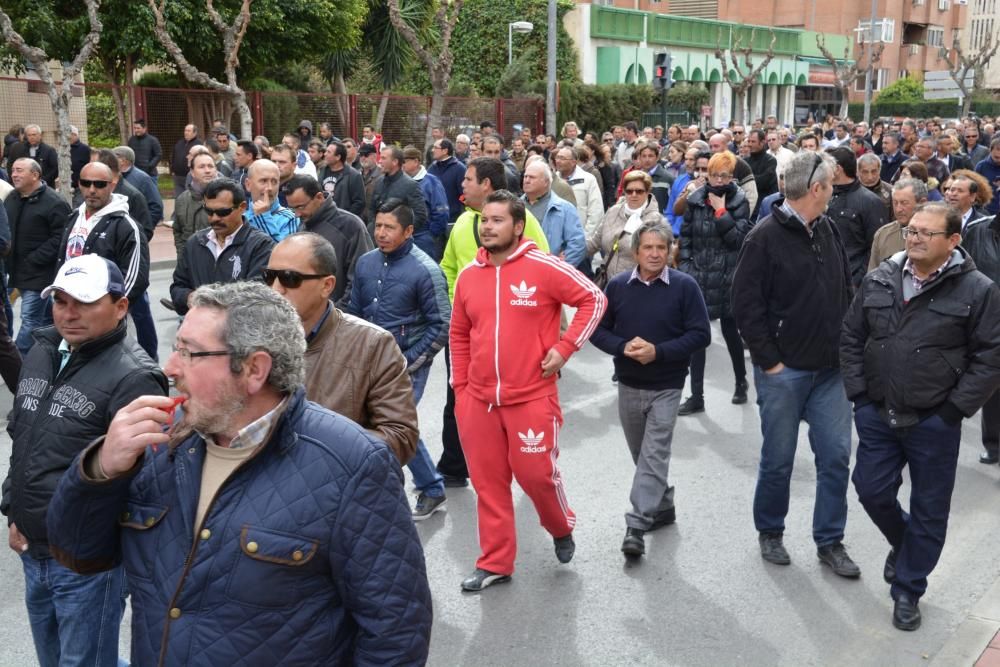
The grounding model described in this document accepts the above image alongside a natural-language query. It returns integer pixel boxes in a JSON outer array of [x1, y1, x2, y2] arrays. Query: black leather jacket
[[841, 248, 1000, 428]]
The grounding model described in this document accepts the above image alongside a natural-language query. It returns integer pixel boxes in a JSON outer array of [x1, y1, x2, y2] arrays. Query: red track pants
[[455, 392, 576, 575]]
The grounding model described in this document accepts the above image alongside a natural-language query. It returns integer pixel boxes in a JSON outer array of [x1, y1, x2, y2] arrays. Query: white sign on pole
[[923, 70, 974, 100]]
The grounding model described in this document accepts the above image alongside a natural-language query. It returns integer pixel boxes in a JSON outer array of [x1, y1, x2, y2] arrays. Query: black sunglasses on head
[[262, 268, 330, 289], [79, 179, 109, 189]]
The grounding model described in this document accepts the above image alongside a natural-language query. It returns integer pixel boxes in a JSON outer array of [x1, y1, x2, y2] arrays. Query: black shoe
[[649, 507, 676, 531], [159, 297, 176, 312], [980, 451, 999, 464], [677, 395, 704, 416], [817, 541, 861, 578], [461, 568, 511, 592], [621, 528, 645, 557], [441, 474, 469, 488], [554, 533, 575, 564], [732, 379, 749, 404], [759, 532, 791, 565], [892, 594, 921, 631], [883, 548, 897, 584]]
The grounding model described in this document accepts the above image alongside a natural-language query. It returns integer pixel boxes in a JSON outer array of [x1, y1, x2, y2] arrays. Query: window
[[854, 69, 889, 91], [939, 0, 950, 9], [909, 43, 921, 54], [928, 27, 944, 46], [914, 0, 924, 5], [856, 19, 895, 44]]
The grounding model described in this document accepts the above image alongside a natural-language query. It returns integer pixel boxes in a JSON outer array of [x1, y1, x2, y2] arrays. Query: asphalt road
[[0, 266, 998, 666]]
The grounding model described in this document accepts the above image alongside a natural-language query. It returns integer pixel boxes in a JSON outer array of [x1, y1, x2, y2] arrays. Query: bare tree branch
[[387, 0, 465, 151], [0, 0, 102, 201], [146, 0, 254, 138], [946, 31, 1000, 115], [816, 34, 884, 117], [715, 27, 776, 123]]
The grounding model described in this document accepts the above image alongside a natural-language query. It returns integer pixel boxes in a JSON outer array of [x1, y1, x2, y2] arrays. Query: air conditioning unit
[[955, 0, 968, 4]]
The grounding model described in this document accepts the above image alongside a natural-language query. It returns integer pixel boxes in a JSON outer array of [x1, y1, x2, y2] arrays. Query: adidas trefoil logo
[[509, 280, 537, 307], [518, 428, 545, 453]]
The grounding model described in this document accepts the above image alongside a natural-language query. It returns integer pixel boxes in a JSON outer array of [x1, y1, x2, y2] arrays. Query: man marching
[[450, 190, 605, 592]]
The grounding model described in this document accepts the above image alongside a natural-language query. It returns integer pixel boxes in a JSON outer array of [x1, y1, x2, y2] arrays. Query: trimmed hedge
[[846, 100, 1000, 119], [529, 82, 657, 136]]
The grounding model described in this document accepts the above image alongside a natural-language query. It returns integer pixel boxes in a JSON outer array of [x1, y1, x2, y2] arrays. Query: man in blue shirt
[[244, 159, 299, 242], [521, 159, 586, 268], [590, 220, 710, 558]]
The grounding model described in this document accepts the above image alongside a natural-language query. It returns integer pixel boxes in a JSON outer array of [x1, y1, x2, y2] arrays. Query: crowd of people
[[0, 108, 998, 664]]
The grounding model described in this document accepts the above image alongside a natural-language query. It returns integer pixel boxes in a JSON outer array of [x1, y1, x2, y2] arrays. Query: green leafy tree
[[874, 76, 924, 104], [451, 0, 577, 99]]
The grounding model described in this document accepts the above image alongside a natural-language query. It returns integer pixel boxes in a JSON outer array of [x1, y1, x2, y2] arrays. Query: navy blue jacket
[[427, 155, 466, 222], [47, 389, 432, 666], [590, 268, 711, 390], [347, 238, 451, 372], [976, 157, 1000, 215]]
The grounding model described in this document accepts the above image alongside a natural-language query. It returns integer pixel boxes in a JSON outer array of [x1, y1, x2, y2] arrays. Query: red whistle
[[153, 396, 187, 453]]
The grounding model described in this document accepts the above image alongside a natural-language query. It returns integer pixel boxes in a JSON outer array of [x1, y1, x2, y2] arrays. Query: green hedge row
[[846, 100, 1000, 120], [528, 82, 658, 136]]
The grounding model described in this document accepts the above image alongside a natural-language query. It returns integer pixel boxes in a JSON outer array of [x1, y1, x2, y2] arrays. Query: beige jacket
[[587, 195, 665, 280], [868, 221, 905, 272], [304, 305, 418, 464]]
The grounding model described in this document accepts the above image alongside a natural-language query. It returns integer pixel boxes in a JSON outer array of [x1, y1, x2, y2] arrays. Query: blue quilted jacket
[[47, 389, 432, 666]]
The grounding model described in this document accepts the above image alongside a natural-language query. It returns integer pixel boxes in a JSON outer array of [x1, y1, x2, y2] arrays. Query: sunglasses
[[624, 188, 646, 195], [262, 268, 330, 289], [204, 206, 236, 218], [79, 179, 109, 189], [806, 153, 823, 189]]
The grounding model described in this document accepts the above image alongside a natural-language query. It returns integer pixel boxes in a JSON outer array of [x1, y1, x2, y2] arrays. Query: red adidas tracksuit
[[450, 239, 606, 575]]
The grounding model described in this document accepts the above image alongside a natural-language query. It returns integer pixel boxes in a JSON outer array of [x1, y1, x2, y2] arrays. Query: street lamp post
[[508, 21, 534, 65]]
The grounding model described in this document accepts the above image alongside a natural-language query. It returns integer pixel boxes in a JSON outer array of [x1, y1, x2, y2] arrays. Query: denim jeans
[[407, 362, 445, 497], [128, 292, 159, 361], [15, 289, 52, 357], [852, 404, 961, 600], [20, 554, 127, 667], [752, 365, 852, 547]]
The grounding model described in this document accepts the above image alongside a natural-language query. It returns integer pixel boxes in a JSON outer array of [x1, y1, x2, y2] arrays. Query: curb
[[151, 259, 176, 272], [930, 575, 1000, 666]]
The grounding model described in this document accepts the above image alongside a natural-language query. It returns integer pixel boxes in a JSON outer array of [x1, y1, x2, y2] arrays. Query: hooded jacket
[[58, 194, 150, 302], [450, 239, 606, 406], [841, 248, 1000, 427], [427, 155, 466, 222], [5, 182, 71, 291], [1, 323, 167, 559], [679, 181, 752, 320], [410, 166, 450, 238]]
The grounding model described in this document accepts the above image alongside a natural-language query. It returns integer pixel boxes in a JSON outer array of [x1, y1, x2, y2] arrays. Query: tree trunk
[[425, 76, 448, 154], [332, 71, 349, 131], [110, 84, 130, 144], [962, 92, 972, 117], [53, 96, 74, 202], [234, 90, 252, 140], [375, 89, 390, 134], [838, 86, 850, 119]]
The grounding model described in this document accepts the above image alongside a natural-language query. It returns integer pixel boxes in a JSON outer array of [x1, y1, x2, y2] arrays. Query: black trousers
[[982, 390, 1000, 456], [436, 344, 469, 478], [0, 301, 21, 394], [689, 315, 745, 396]]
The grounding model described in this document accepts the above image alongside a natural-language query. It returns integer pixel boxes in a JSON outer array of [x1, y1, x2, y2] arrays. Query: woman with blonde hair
[[587, 170, 664, 283], [677, 150, 753, 414]]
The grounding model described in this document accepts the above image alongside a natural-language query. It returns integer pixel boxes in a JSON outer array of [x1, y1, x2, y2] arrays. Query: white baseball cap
[[41, 254, 126, 303]]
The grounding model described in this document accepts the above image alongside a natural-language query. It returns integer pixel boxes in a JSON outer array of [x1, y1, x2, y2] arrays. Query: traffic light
[[653, 52, 672, 93]]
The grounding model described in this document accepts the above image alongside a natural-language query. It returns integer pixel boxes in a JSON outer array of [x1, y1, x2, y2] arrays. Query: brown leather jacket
[[304, 305, 418, 464]]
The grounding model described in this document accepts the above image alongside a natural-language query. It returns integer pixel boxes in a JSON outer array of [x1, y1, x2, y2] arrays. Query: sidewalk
[[151, 198, 176, 270], [933, 574, 1000, 666]]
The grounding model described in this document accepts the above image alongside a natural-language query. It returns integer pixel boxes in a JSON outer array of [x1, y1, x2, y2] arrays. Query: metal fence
[[0, 77, 543, 169]]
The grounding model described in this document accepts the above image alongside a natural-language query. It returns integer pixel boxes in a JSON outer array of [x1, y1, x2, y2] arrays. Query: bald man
[[58, 162, 149, 303], [244, 159, 299, 242]]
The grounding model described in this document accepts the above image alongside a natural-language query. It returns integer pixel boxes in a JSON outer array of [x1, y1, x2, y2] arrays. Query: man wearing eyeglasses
[[843, 202, 1000, 631], [46, 281, 432, 665], [2, 254, 167, 667], [58, 162, 149, 306], [733, 150, 858, 579], [169, 178, 275, 314]]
